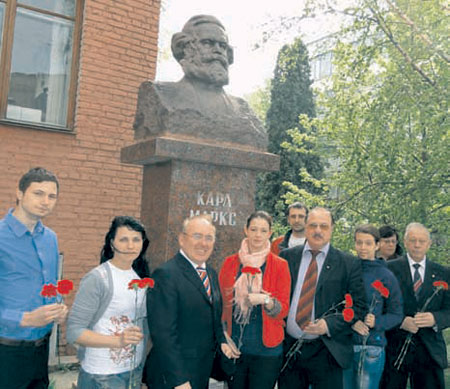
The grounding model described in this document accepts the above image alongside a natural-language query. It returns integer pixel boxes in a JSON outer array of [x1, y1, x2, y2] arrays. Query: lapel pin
[[326, 265, 330, 270], [432, 274, 436, 278]]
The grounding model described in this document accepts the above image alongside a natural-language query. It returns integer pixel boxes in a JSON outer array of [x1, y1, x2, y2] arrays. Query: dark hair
[[287, 202, 308, 217], [379, 225, 403, 256], [379, 225, 399, 240], [100, 216, 150, 278], [354, 224, 380, 243], [246, 211, 272, 229], [18, 167, 59, 193]]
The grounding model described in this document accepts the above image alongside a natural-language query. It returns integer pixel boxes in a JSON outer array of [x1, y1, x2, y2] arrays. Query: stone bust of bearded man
[[133, 15, 268, 151]]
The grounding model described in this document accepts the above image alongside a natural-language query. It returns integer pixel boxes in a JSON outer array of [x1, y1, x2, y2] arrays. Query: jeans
[[77, 362, 144, 389], [343, 345, 385, 389]]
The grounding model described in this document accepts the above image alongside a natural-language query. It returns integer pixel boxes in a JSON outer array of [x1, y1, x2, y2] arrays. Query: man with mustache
[[133, 15, 267, 150], [0, 167, 67, 388], [278, 207, 367, 389]]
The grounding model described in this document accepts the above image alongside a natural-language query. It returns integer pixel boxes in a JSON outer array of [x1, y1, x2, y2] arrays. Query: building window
[[311, 51, 333, 81], [0, 0, 82, 129]]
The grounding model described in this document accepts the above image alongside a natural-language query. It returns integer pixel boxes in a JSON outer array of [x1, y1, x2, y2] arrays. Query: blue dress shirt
[[0, 209, 59, 340]]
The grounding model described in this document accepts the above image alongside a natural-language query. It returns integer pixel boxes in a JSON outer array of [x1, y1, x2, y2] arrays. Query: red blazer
[[270, 236, 284, 256], [219, 252, 291, 348]]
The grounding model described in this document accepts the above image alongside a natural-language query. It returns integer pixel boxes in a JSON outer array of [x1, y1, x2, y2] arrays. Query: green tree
[[245, 79, 271, 124], [256, 37, 323, 219], [284, 0, 449, 263]]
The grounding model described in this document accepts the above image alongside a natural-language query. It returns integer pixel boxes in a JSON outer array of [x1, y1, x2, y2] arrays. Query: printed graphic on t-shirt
[[108, 315, 134, 364]]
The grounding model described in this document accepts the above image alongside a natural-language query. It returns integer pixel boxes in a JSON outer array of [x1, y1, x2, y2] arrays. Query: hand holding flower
[[303, 318, 328, 335], [54, 303, 68, 324], [352, 320, 369, 336], [400, 316, 419, 334], [119, 325, 144, 348], [364, 313, 375, 328], [247, 292, 274, 310], [221, 342, 241, 359], [414, 312, 436, 328], [21, 303, 66, 327]]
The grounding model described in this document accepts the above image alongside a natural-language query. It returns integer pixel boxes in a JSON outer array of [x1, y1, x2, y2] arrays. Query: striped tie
[[197, 267, 211, 299], [296, 250, 319, 329], [413, 263, 422, 300]]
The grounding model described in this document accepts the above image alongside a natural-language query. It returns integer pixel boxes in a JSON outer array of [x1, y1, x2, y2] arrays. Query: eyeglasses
[[380, 238, 397, 245], [183, 232, 215, 242]]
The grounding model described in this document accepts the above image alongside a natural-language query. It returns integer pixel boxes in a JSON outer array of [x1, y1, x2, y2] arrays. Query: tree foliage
[[255, 37, 323, 219], [284, 0, 449, 263]]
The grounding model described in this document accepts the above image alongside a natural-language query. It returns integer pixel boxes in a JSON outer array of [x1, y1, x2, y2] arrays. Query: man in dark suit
[[278, 207, 367, 389], [381, 222, 449, 389], [145, 215, 232, 389]]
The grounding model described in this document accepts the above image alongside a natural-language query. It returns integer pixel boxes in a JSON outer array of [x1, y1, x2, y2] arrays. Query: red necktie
[[197, 267, 211, 299], [296, 251, 319, 329], [413, 263, 422, 300]]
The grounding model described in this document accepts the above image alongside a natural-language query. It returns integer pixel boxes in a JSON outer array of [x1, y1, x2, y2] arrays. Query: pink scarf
[[233, 238, 270, 324]]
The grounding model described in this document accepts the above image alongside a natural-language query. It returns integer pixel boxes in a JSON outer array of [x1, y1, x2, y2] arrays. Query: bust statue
[[133, 15, 268, 151]]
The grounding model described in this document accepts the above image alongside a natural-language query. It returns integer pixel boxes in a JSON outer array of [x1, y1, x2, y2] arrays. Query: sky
[[156, 0, 344, 97]]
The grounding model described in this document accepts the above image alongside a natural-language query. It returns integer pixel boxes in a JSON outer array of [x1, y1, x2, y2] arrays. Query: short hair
[[182, 214, 216, 234], [354, 224, 380, 243], [171, 14, 234, 64], [18, 167, 59, 193], [286, 202, 308, 217], [305, 207, 334, 225], [404, 222, 430, 240], [246, 211, 272, 229], [100, 216, 150, 278]]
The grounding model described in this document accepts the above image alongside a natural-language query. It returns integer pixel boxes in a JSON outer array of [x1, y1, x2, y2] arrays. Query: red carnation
[[129, 278, 155, 290], [343, 308, 354, 322], [380, 287, 389, 298], [41, 283, 58, 298], [345, 293, 353, 308], [241, 266, 261, 275], [128, 279, 141, 290], [433, 281, 448, 290], [57, 279, 74, 295], [371, 280, 389, 298], [371, 280, 383, 290], [141, 278, 155, 288]]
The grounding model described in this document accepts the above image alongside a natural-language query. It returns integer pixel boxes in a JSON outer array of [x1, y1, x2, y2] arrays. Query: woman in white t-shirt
[[67, 216, 151, 389]]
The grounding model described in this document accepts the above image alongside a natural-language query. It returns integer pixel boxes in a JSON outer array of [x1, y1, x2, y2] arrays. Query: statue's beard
[[181, 55, 229, 87]]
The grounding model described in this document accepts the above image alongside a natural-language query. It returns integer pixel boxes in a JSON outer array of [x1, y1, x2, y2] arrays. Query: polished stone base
[[121, 137, 279, 270]]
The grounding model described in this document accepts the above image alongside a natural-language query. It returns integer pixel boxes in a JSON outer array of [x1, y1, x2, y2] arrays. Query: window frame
[[0, 0, 83, 131]]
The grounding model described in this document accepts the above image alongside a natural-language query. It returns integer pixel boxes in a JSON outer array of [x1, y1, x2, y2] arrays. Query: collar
[[304, 241, 330, 257], [407, 254, 426, 268], [5, 208, 44, 237], [179, 249, 206, 270]]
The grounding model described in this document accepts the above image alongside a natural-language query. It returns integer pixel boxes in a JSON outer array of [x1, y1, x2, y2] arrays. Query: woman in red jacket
[[219, 211, 291, 389]]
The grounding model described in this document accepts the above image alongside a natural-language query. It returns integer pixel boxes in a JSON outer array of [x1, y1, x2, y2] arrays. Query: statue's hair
[[171, 15, 234, 65]]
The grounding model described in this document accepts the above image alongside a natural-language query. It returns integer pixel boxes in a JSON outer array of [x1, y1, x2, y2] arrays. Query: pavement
[[48, 357, 226, 389]]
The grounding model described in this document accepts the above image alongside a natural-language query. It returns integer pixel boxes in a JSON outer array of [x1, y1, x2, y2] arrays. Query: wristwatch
[[264, 296, 271, 306]]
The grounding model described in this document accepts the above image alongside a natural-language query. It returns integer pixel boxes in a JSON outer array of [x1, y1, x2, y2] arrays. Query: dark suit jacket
[[386, 256, 450, 368], [146, 252, 225, 388], [279, 244, 367, 368]]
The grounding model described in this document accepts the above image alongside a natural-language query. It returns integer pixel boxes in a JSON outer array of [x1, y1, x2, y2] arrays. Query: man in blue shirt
[[0, 167, 67, 388]]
